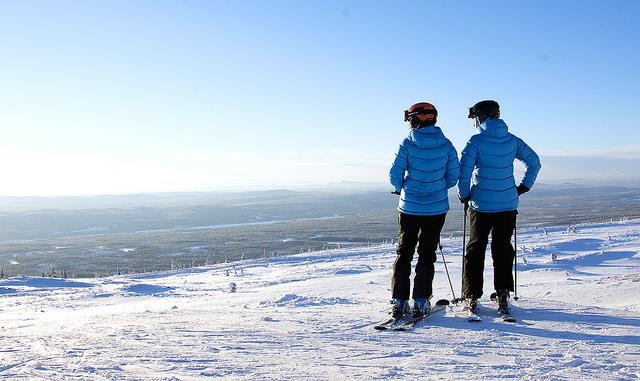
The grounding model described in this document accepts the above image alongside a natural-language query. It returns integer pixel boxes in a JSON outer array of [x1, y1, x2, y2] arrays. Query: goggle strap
[[404, 109, 437, 122]]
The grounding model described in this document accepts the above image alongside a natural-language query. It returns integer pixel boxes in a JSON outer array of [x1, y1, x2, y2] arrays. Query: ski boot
[[465, 297, 479, 314], [412, 298, 431, 318], [496, 289, 510, 315], [391, 299, 410, 319], [464, 297, 481, 322]]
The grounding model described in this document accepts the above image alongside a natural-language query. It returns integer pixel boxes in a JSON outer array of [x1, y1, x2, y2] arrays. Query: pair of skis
[[461, 294, 515, 323], [375, 296, 516, 330], [374, 299, 450, 331]]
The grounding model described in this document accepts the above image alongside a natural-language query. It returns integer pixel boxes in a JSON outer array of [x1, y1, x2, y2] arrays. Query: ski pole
[[457, 203, 468, 304], [439, 242, 456, 301], [513, 215, 519, 301]]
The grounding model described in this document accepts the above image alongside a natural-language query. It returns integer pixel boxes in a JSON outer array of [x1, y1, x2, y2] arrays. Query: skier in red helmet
[[388, 102, 460, 319]]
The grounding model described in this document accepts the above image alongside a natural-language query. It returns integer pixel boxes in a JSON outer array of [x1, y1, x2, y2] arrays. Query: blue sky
[[1, 1, 638, 196]]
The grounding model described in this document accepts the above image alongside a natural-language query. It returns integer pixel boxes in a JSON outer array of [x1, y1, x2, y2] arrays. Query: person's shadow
[[432, 304, 640, 346]]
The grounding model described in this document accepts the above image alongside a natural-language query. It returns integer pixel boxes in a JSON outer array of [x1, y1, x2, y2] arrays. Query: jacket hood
[[478, 118, 509, 137], [409, 126, 446, 149]]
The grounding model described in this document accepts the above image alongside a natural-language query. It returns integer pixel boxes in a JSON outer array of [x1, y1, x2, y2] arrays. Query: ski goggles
[[404, 108, 437, 122]]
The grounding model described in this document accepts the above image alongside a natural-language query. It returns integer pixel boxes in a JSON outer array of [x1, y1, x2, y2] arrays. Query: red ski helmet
[[404, 102, 437, 128]]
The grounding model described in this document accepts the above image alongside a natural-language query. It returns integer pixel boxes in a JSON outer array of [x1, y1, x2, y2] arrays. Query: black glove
[[391, 190, 401, 195], [459, 196, 470, 211], [517, 184, 530, 196]]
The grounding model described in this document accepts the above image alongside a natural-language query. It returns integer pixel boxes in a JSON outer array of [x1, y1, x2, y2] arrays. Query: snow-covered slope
[[2, 219, 640, 380]]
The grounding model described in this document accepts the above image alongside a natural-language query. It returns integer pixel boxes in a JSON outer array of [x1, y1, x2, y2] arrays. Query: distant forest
[[1, 184, 639, 278]]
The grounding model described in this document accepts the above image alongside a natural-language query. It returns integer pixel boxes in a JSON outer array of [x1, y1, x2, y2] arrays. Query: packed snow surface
[[2, 219, 640, 380]]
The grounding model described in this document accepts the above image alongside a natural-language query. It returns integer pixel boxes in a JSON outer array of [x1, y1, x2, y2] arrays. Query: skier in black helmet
[[458, 100, 541, 317]]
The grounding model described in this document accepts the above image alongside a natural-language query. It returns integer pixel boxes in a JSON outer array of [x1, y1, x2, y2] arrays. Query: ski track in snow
[[2, 219, 640, 380]]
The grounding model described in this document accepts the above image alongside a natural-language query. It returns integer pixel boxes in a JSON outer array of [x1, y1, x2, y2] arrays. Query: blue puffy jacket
[[389, 126, 460, 216], [457, 119, 541, 212]]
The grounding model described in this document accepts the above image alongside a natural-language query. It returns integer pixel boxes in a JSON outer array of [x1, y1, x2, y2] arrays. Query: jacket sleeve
[[389, 142, 409, 193], [445, 142, 460, 189], [457, 140, 478, 198], [515, 137, 541, 189]]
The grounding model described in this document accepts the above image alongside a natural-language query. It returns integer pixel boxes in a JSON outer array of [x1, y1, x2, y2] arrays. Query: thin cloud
[[548, 145, 640, 158]]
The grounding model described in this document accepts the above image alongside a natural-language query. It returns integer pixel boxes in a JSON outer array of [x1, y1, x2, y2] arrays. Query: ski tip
[[373, 317, 397, 330], [435, 299, 450, 306], [467, 314, 482, 322]]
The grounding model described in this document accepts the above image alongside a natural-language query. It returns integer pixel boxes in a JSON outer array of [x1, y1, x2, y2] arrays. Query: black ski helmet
[[468, 100, 500, 123]]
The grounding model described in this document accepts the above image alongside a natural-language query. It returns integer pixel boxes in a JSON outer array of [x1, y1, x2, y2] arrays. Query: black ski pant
[[462, 209, 517, 299], [391, 212, 446, 300]]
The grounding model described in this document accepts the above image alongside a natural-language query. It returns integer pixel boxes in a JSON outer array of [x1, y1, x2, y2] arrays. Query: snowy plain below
[[1, 218, 640, 380]]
